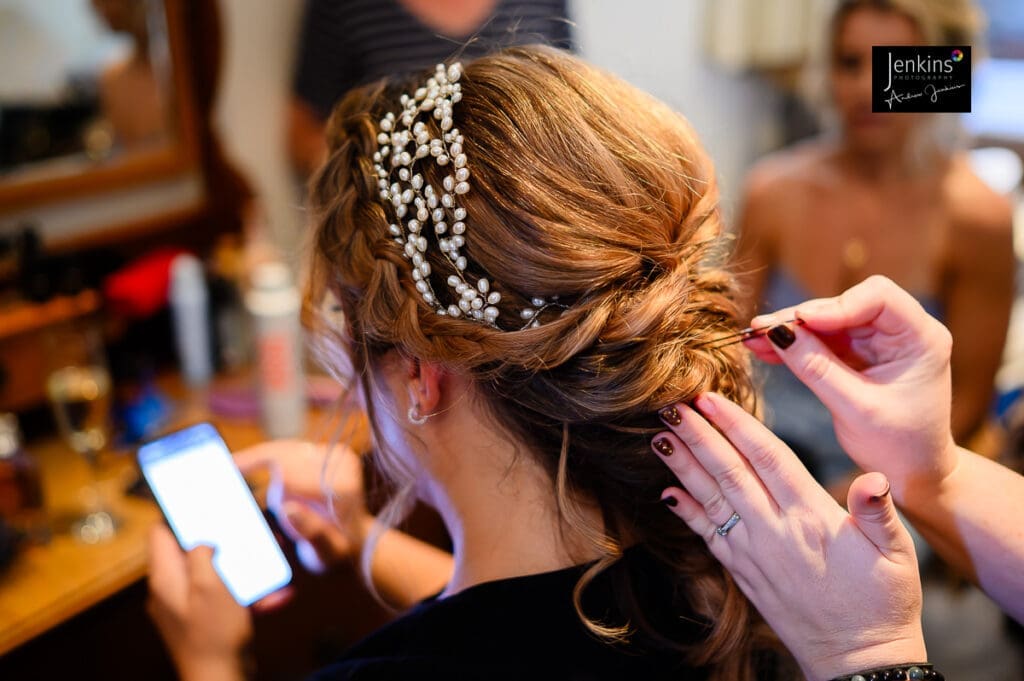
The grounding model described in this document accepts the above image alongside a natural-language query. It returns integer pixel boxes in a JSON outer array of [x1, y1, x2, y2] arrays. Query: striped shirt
[[294, 0, 573, 119]]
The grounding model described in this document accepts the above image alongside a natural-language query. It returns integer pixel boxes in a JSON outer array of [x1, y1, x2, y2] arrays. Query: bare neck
[[416, 388, 604, 597], [833, 136, 944, 186]]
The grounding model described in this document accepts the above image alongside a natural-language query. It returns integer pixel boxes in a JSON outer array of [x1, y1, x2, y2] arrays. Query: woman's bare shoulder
[[743, 138, 837, 203], [944, 155, 1014, 237], [736, 141, 835, 243]]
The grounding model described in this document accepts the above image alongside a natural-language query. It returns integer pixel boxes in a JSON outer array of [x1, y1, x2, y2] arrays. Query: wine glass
[[44, 322, 119, 543]]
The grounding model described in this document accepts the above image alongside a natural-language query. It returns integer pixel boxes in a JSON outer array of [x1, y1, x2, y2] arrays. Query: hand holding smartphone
[[138, 423, 292, 606]]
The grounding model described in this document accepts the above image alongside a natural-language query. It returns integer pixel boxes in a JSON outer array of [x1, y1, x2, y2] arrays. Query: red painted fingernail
[[652, 438, 674, 457], [658, 405, 682, 426], [766, 324, 796, 349]]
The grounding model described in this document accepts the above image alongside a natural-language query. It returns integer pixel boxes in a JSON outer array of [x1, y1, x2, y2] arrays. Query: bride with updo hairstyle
[[302, 46, 784, 679]]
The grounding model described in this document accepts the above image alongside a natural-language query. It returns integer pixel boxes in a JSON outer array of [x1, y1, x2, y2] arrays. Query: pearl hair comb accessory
[[372, 62, 563, 329]]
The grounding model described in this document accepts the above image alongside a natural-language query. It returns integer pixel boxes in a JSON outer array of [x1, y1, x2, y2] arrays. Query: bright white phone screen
[[138, 423, 292, 605]]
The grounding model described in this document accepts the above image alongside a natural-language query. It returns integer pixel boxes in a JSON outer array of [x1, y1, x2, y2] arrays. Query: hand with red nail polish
[[650, 393, 924, 681], [744, 275, 1024, 624], [745, 275, 957, 503]]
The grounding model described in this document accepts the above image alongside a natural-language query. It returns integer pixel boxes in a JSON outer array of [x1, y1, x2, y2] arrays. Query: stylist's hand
[[745, 275, 957, 501], [653, 393, 925, 681], [147, 525, 250, 681], [235, 440, 370, 573]]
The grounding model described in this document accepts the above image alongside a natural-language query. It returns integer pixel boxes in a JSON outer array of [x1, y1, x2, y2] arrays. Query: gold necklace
[[842, 237, 868, 271]]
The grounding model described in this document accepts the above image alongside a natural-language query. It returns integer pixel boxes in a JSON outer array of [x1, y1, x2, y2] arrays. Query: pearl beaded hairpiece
[[372, 62, 562, 329]]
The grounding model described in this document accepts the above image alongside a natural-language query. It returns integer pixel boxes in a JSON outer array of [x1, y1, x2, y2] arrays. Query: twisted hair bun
[[309, 46, 773, 679]]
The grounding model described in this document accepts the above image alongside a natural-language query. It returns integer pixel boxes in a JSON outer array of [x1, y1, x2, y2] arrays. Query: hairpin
[[372, 62, 563, 330], [698, 318, 805, 350]]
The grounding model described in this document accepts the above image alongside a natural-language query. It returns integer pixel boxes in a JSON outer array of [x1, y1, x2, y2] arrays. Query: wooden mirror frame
[[0, 0, 247, 254]]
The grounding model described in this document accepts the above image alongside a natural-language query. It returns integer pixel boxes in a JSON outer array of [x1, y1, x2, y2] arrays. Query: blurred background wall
[[211, 0, 784, 260]]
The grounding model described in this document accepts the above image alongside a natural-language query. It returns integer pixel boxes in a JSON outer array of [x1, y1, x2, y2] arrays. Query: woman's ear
[[405, 358, 445, 415]]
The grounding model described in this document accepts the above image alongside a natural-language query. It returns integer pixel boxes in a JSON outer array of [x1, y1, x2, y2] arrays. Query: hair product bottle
[[246, 262, 305, 438], [169, 254, 213, 386]]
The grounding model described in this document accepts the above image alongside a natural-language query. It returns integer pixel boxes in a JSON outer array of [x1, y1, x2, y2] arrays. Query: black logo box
[[872, 45, 971, 113]]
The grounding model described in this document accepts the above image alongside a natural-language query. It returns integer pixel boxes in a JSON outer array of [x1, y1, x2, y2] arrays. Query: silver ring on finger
[[714, 512, 741, 537]]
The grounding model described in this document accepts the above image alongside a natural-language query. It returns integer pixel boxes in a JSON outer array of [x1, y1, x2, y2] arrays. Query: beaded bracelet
[[830, 663, 943, 681]]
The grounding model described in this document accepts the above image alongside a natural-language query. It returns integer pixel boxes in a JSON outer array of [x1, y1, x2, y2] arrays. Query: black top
[[307, 548, 715, 680], [294, 0, 574, 119]]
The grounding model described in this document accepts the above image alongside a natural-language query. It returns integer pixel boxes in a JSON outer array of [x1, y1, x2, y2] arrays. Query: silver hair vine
[[372, 62, 563, 329]]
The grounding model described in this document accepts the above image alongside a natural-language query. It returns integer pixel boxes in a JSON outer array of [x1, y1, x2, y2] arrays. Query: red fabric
[[103, 248, 189, 318]]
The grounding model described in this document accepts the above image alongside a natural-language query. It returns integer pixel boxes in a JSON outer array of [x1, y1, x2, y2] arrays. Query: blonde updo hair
[[308, 46, 777, 679]]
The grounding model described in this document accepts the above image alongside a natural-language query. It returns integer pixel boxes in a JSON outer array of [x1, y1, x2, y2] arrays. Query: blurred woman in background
[[735, 0, 1014, 494]]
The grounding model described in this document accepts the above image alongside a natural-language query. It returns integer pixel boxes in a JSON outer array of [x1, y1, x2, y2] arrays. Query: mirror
[[0, 0, 175, 177], [0, 0, 203, 248], [0, 0, 174, 180]]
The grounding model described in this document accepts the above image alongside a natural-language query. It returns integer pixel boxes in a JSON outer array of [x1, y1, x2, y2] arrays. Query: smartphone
[[138, 422, 292, 606]]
